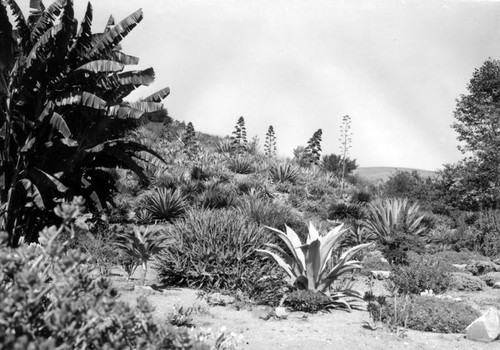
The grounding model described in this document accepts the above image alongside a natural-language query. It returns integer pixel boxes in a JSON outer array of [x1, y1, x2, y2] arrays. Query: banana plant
[[257, 223, 372, 292], [0, 0, 170, 245], [116, 225, 170, 285]]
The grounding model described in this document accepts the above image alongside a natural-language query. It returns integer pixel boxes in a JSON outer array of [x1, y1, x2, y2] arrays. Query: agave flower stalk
[[257, 223, 372, 292]]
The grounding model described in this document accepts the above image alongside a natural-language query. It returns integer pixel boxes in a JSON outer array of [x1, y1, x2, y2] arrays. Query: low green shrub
[[430, 250, 488, 265], [450, 273, 486, 291], [327, 202, 363, 221], [284, 290, 335, 313], [379, 232, 427, 265], [0, 200, 230, 350], [367, 294, 480, 333], [226, 156, 255, 174], [156, 209, 272, 292], [196, 185, 236, 210], [390, 253, 452, 294]]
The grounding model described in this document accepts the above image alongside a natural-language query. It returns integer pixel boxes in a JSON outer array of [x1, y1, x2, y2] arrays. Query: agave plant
[[226, 156, 255, 174], [257, 223, 372, 293], [0, 1, 169, 245], [268, 162, 300, 183], [116, 225, 169, 285], [363, 198, 426, 244], [142, 188, 186, 223]]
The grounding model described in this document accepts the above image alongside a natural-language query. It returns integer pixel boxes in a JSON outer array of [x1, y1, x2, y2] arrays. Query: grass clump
[[156, 209, 271, 292]]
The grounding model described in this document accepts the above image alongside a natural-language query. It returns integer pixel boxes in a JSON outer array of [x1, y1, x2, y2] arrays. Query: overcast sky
[[23, 0, 500, 170]]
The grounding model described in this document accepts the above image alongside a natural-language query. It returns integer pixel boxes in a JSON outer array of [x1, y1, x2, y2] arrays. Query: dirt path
[[112, 269, 499, 350]]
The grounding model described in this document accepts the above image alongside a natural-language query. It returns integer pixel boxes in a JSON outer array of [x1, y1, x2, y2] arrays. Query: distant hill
[[354, 167, 436, 182]]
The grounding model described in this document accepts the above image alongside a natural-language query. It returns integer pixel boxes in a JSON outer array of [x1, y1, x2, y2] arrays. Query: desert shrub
[[226, 156, 255, 174], [246, 274, 292, 306], [235, 197, 308, 239], [327, 202, 363, 221], [0, 201, 225, 350], [390, 253, 452, 294], [156, 209, 272, 292], [430, 250, 488, 265], [196, 185, 236, 209], [364, 198, 427, 245], [284, 290, 336, 313], [450, 273, 486, 291], [367, 294, 480, 333], [141, 187, 187, 223], [379, 231, 426, 265], [269, 162, 300, 184]]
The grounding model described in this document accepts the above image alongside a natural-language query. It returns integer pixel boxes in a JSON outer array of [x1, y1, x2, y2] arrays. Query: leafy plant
[[284, 290, 337, 313], [368, 294, 480, 334], [390, 253, 452, 294], [116, 225, 169, 285], [0, 198, 219, 349], [257, 223, 372, 293], [0, 1, 169, 246], [141, 187, 186, 223], [156, 209, 272, 291], [269, 162, 300, 183], [364, 198, 426, 244]]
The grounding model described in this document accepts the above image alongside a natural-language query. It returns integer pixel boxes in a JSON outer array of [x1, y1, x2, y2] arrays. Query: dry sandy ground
[[111, 268, 500, 350]]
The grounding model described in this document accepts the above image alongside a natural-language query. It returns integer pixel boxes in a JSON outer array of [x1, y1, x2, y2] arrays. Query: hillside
[[355, 167, 436, 182]]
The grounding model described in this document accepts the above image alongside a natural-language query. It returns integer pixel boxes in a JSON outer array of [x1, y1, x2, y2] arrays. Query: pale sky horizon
[[20, 0, 500, 171]]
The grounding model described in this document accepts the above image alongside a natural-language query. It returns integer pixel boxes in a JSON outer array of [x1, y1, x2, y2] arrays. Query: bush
[[0, 200, 226, 350], [367, 294, 481, 333], [226, 156, 255, 174], [156, 209, 272, 292], [390, 253, 452, 294], [327, 202, 363, 221], [268, 162, 300, 184], [430, 250, 488, 265], [379, 232, 426, 265], [450, 273, 486, 291], [284, 290, 335, 313]]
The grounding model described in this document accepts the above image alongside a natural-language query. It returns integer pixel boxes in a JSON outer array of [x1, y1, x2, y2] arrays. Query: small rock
[[493, 282, 500, 289], [452, 264, 467, 271], [275, 307, 288, 319], [480, 272, 500, 287], [371, 270, 391, 280], [466, 308, 500, 343]]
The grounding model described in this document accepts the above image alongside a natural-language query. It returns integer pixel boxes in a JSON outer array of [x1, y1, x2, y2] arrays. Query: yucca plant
[[116, 225, 169, 285], [364, 198, 426, 244], [0, 1, 170, 246], [268, 162, 300, 183], [226, 156, 255, 174], [257, 223, 372, 294], [142, 187, 186, 223]]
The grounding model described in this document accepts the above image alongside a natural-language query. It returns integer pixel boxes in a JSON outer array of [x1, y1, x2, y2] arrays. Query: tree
[[448, 58, 500, 210], [0, 1, 169, 245], [231, 116, 247, 153], [264, 125, 277, 157]]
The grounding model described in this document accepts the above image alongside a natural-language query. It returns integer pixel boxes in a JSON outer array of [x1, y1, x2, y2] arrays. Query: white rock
[[275, 307, 288, 319], [466, 308, 500, 343], [494, 282, 500, 289]]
